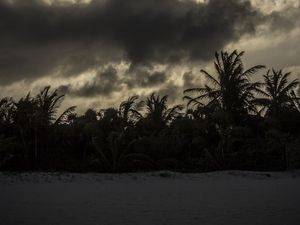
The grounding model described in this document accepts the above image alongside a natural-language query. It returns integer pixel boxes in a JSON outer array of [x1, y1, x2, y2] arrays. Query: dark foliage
[[0, 50, 299, 172]]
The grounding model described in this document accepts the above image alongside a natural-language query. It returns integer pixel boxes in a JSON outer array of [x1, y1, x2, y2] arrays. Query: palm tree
[[144, 93, 183, 126], [118, 95, 142, 125], [0, 97, 15, 167], [13, 93, 37, 150], [184, 50, 265, 122], [13, 86, 75, 165], [255, 69, 299, 117], [35, 86, 76, 162], [35, 86, 76, 126]]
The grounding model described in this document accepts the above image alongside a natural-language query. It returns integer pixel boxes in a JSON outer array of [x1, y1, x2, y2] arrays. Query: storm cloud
[[0, 0, 266, 85], [0, 0, 299, 110], [58, 66, 122, 97]]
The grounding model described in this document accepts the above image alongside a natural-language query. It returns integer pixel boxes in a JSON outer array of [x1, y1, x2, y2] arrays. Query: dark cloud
[[59, 66, 168, 98], [183, 71, 197, 89], [0, 0, 266, 85], [59, 66, 122, 97], [155, 71, 205, 104], [268, 6, 300, 32], [125, 69, 168, 88], [157, 82, 182, 104]]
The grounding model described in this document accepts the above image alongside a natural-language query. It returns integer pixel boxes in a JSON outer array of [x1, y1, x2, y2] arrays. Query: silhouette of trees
[[9, 87, 76, 168], [93, 131, 155, 172], [0, 50, 299, 172]]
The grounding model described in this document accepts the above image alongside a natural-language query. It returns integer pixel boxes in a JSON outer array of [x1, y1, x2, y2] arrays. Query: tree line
[[0, 50, 300, 172]]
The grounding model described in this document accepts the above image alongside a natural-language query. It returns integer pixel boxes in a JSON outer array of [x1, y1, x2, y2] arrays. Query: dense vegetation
[[1, 50, 300, 172]]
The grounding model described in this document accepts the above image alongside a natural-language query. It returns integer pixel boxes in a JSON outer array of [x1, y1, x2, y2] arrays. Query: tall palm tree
[[13, 93, 37, 150], [184, 50, 265, 121], [0, 97, 15, 167], [13, 86, 75, 164], [34, 86, 76, 161], [255, 69, 299, 117]]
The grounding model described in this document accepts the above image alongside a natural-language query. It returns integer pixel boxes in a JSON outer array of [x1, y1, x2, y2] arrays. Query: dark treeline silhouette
[[1, 50, 300, 172]]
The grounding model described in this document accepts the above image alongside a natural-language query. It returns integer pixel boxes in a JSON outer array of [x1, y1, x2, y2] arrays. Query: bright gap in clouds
[[251, 0, 300, 13], [43, 0, 93, 5]]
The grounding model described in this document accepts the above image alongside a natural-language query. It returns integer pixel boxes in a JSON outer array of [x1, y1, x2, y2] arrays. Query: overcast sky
[[0, 0, 299, 113]]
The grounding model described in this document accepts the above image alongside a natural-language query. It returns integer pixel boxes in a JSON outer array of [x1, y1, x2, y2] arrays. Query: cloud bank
[[0, 0, 299, 110]]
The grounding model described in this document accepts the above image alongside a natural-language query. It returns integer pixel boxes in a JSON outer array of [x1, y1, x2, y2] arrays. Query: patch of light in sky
[[43, 0, 93, 5], [251, 0, 300, 14]]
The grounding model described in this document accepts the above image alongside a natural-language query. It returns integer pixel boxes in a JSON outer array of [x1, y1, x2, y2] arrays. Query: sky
[[0, 0, 299, 113]]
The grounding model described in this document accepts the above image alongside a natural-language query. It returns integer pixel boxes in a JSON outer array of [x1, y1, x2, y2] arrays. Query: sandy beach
[[1, 170, 300, 225]]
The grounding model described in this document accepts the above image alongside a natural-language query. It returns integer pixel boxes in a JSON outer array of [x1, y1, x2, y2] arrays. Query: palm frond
[[55, 106, 76, 125], [200, 69, 220, 86]]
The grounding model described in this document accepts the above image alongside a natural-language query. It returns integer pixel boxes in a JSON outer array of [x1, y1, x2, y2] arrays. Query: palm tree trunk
[[34, 127, 38, 165], [18, 126, 26, 149], [284, 145, 289, 170]]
